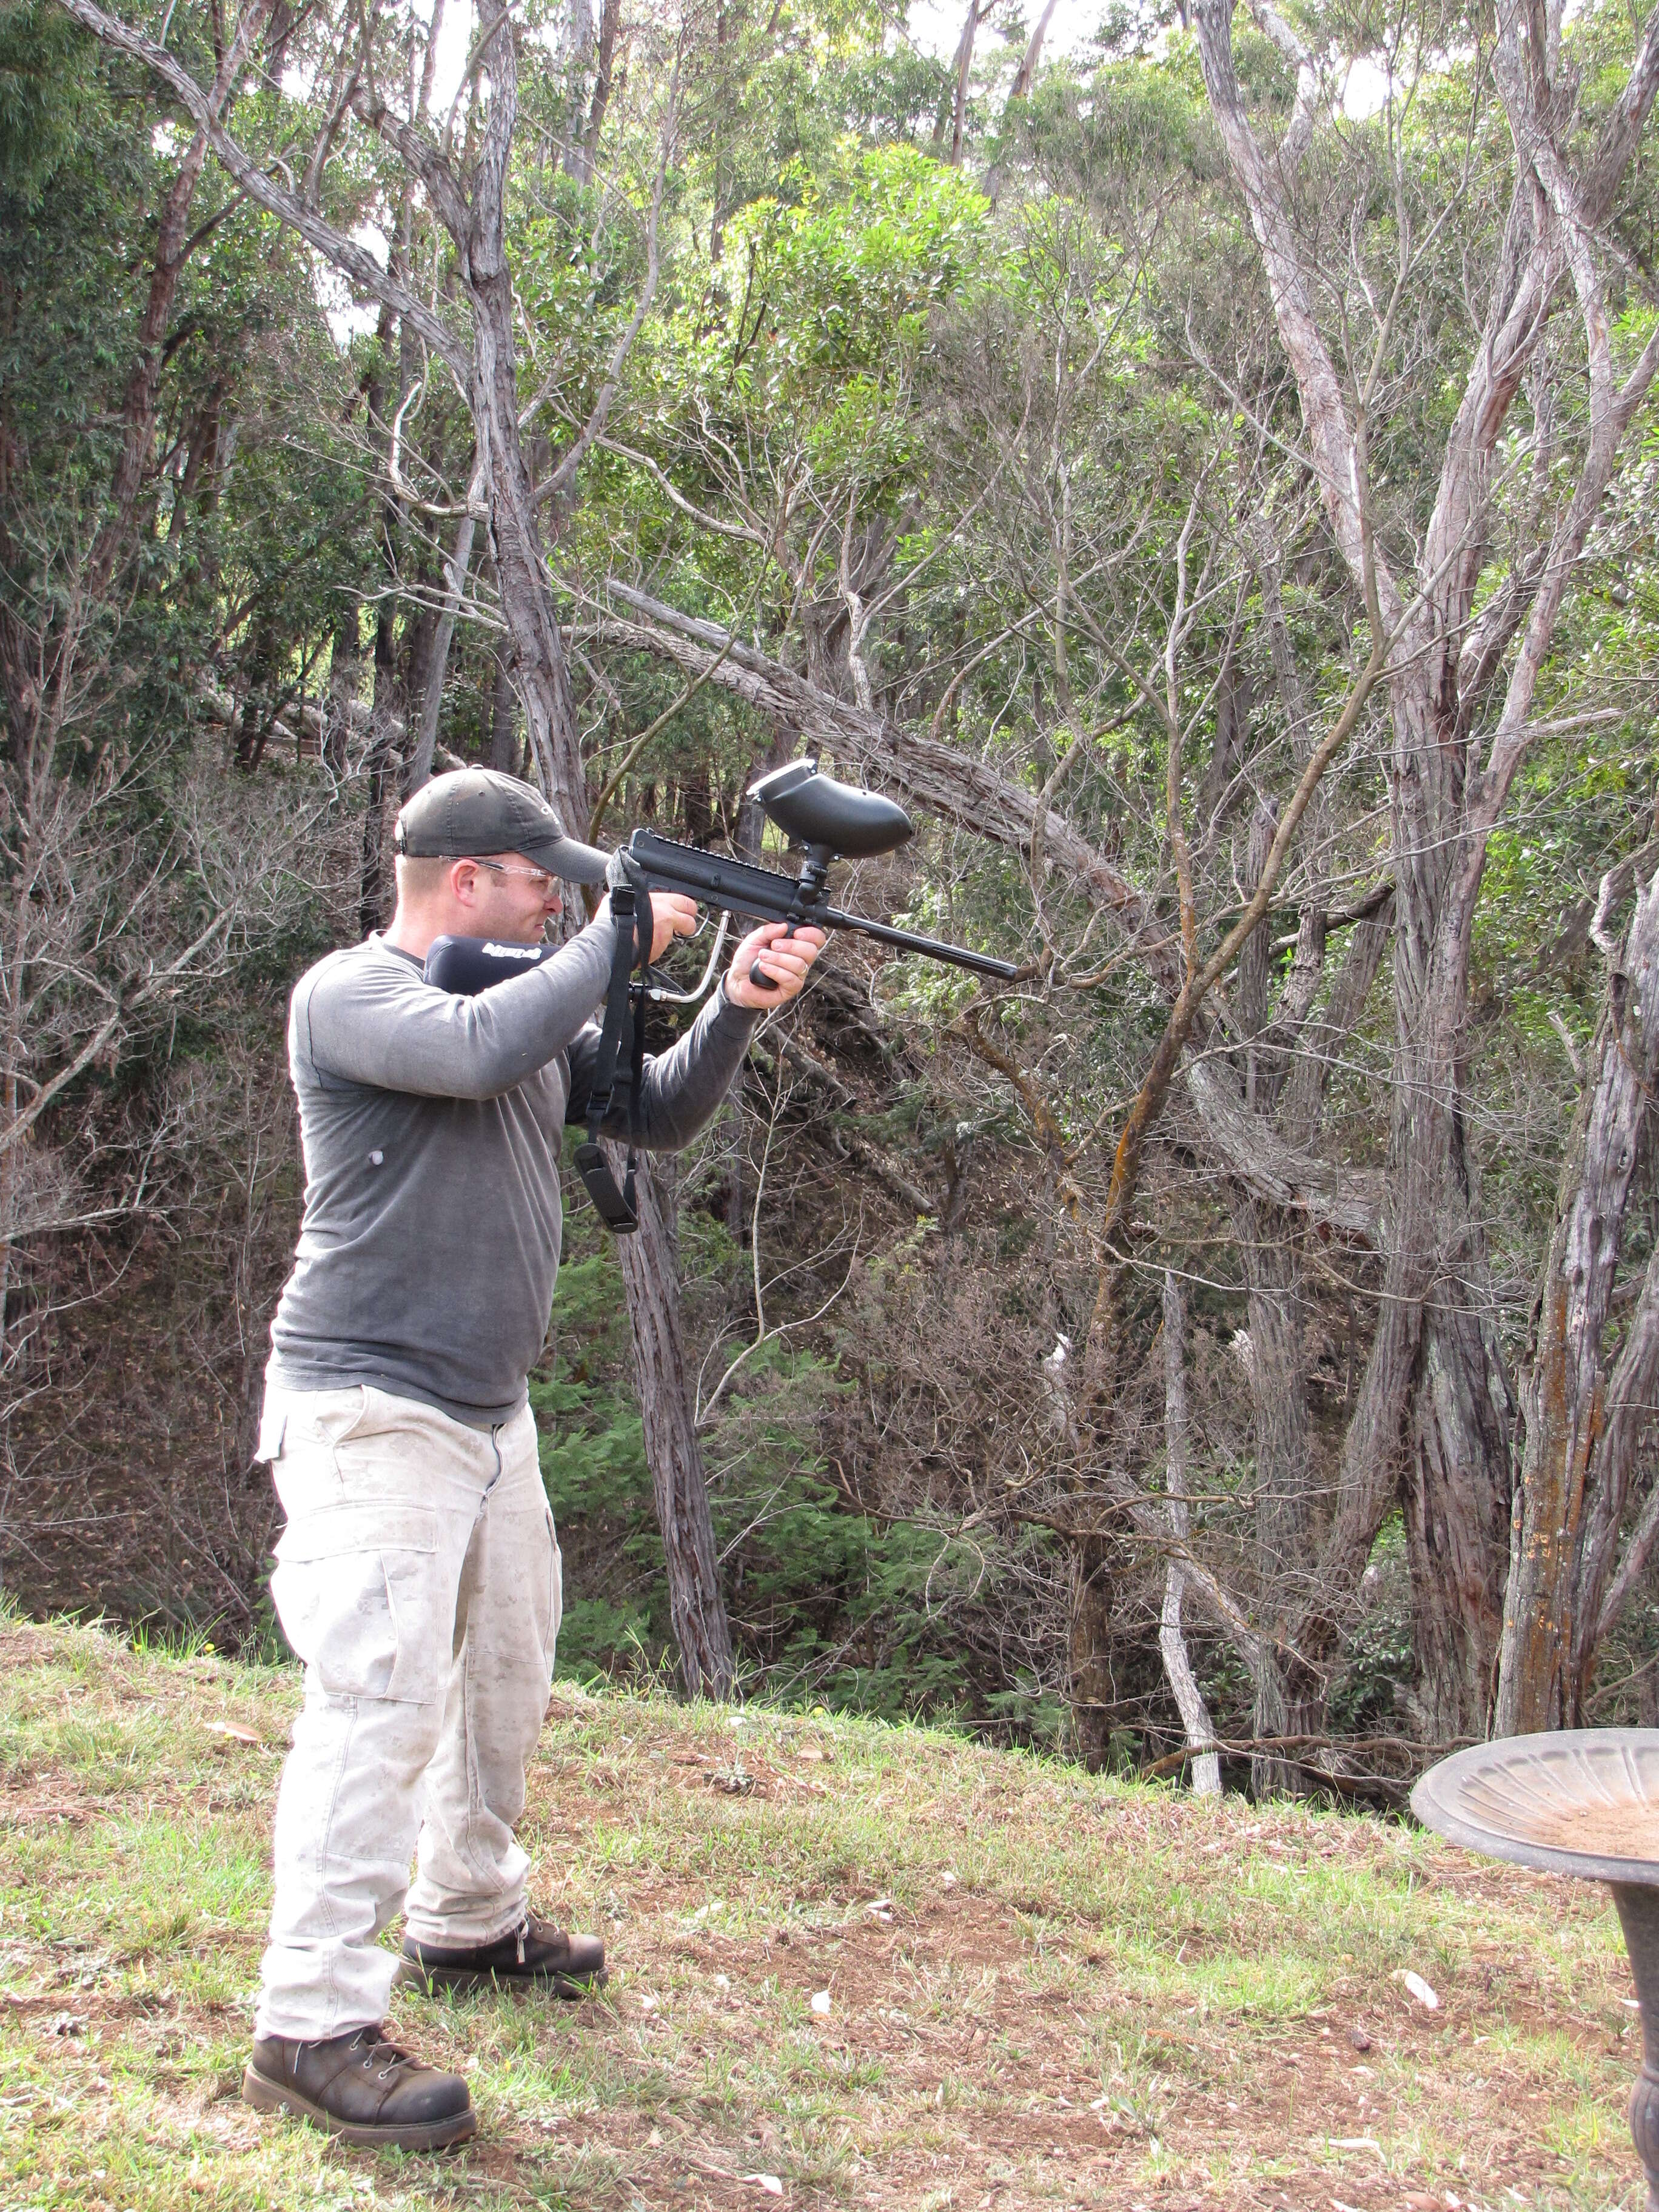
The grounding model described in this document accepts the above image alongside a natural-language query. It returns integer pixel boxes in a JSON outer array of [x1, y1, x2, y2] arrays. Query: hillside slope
[[0, 1620, 1642, 2210]]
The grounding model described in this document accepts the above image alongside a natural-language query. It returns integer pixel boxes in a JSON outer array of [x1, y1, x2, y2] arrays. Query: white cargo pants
[[253, 1383, 562, 2042]]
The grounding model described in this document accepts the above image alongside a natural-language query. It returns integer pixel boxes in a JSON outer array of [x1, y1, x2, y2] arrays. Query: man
[[241, 767, 823, 2151]]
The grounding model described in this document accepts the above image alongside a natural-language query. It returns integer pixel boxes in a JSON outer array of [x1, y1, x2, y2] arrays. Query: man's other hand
[[724, 923, 827, 1010], [594, 890, 700, 964]]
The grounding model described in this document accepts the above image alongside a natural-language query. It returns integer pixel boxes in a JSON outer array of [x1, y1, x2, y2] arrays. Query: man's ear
[[450, 859, 481, 907]]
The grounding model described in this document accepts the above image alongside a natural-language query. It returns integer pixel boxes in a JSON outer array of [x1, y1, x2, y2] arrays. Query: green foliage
[[1327, 1516, 1415, 1737], [533, 1228, 668, 1680], [535, 1176, 1001, 1725], [14, 0, 1659, 1781], [657, 139, 989, 480], [0, 0, 92, 206]]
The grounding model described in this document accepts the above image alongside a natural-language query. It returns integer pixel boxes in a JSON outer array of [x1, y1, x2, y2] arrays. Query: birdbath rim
[[1411, 1728, 1659, 1888]]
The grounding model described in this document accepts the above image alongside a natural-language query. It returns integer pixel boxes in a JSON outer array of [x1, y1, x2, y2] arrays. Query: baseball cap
[[394, 768, 610, 886]]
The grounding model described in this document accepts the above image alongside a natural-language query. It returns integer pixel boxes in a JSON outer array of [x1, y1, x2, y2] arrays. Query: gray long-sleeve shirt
[[266, 923, 757, 1426]]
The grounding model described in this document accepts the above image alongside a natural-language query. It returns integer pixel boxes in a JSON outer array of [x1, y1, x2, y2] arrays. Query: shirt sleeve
[[565, 979, 760, 1148], [299, 927, 618, 1100]]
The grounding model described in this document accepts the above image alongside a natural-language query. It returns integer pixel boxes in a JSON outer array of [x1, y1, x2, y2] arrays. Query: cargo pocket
[[269, 1503, 442, 1704]]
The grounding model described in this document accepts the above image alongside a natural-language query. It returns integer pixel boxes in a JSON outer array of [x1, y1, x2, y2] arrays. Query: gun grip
[[748, 921, 797, 991]]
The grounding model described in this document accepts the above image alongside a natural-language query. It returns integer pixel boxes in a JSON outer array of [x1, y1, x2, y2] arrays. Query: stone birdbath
[[1412, 1730, 1659, 2209]]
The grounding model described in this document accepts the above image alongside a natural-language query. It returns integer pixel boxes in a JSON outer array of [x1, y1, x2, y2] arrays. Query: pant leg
[[254, 1385, 490, 2042], [403, 1405, 562, 1946]]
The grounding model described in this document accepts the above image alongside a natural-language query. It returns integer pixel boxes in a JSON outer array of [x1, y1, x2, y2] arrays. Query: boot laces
[[354, 2027, 417, 2085], [515, 1917, 528, 1966]]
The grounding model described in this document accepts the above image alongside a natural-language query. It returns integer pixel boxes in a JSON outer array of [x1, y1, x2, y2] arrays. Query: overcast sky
[[907, 0, 1107, 65]]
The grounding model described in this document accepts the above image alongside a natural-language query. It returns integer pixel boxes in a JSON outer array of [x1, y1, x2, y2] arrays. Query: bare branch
[[55, 0, 471, 379]]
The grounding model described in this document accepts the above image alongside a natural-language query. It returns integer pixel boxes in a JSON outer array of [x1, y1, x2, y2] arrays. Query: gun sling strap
[[572, 880, 652, 1233]]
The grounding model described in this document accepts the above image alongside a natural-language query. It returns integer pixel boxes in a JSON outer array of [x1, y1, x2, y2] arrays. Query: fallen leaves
[[1402, 1970, 1441, 2010], [204, 1720, 260, 1746]]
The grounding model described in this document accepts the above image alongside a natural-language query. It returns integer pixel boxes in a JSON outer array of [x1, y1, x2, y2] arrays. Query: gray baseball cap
[[394, 768, 609, 886]]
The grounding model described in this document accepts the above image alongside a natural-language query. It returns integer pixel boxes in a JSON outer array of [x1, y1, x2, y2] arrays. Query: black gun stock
[[623, 826, 1018, 983]]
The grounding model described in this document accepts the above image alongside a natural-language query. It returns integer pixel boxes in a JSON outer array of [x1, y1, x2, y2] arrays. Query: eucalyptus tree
[[565, 100, 1403, 1765], [1178, 0, 1659, 1735], [25, 0, 1659, 1757]]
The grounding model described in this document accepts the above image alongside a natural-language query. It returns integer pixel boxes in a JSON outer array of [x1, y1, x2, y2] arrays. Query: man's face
[[450, 851, 565, 944]]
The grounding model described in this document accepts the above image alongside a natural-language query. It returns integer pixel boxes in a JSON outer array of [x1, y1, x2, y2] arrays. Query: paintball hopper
[[748, 760, 914, 860]]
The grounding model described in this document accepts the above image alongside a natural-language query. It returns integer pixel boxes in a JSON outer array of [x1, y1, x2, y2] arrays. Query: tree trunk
[[488, 646, 519, 774], [86, 2, 272, 602], [461, 17, 587, 817], [358, 323, 405, 936], [359, 599, 401, 936], [936, 0, 984, 166], [1160, 1272, 1222, 1797], [443, 13, 736, 1695], [1068, 1524, 1145, 1771], [574, 0, 622, 185], [1382, 671, 1516, 1737], [1232, 1186, 1312, 1569], [1496, 862, 1659, 1731], [1406, 1224, 1514, 1739], [1301, 939, 1513, 1740], [406, 481, 480, 793], [612, 1155, 737, 1698], [323, 603, 360, 777]]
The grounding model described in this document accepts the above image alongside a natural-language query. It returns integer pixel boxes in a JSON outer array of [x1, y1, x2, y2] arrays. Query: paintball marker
[[424, 760, 1017, 997], [620, 759, 1017, 988], [424, 760, 1014, 1233]]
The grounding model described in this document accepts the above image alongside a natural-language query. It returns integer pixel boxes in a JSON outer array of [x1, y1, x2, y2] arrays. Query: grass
[[0, 1617, 1647, 2210]]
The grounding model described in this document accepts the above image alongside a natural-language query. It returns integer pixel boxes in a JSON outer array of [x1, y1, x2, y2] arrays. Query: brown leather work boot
[[242, 2024, 475, 2149], [394, 1911, 607, 1998]]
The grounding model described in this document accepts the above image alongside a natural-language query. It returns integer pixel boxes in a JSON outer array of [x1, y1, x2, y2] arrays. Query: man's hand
[[593, 890, 700, 964], [723, 923, 827, 1010]]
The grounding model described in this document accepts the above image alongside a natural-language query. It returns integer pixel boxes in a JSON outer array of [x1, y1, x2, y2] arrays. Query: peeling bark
[[612, 1155, 737, 1698], [1160, 1272, 1222, 1798], [1497, 863, 1659, 1730]]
